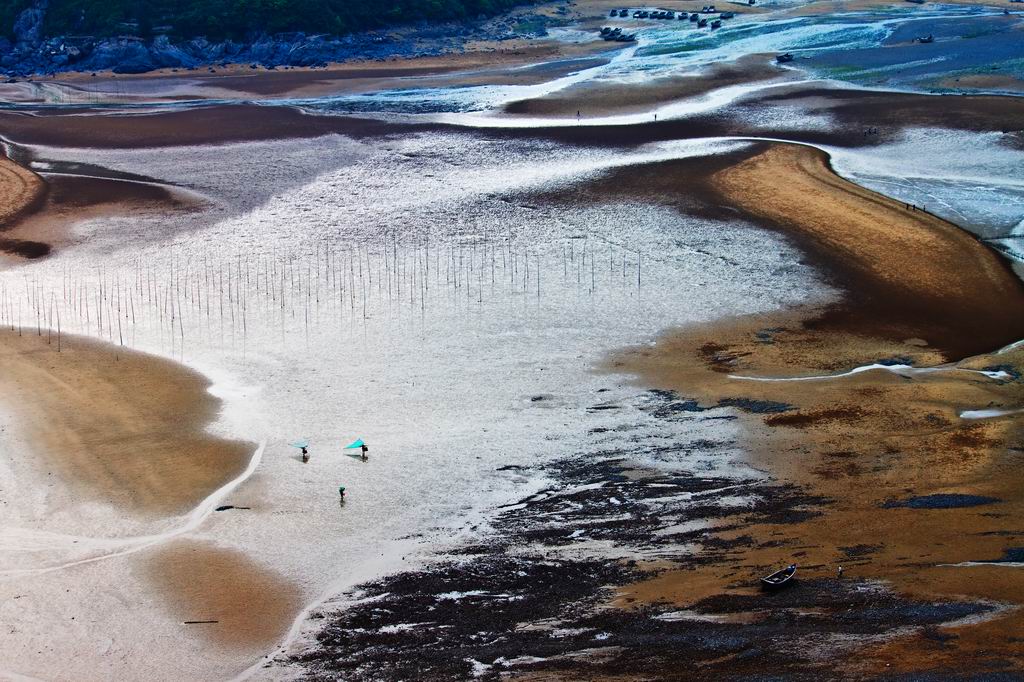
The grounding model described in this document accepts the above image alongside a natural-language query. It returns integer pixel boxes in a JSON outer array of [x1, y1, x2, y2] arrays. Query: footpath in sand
[[614, 142, 1024, 675]]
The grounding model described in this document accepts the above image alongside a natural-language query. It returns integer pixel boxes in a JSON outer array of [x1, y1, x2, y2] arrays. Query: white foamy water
[[827, 128, 1024, 238], [0, 131, 830, 680]]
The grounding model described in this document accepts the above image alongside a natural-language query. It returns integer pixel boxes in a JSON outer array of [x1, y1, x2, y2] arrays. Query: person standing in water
[[338, 485, 346, 501], [360, 443, 369, 461], [301, 446, 309, 463]]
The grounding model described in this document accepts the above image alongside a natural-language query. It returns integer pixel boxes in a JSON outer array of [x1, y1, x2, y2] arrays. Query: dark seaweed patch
[[717, 397, 794, 414], [883, 494, 1000, 509]]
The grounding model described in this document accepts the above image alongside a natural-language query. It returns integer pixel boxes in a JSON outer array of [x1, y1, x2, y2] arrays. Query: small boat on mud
[[916, 33, 935, 43], [776, 52, 794, 63], [760, 564, 797, 590]]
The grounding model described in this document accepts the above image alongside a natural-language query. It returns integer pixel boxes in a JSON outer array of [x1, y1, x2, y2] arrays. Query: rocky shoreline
[[0, 0, 563, 77]]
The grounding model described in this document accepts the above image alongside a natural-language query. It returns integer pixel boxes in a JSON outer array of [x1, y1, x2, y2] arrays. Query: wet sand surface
[[288, 141, 1024, 679], [0, 329, 253, 516], [0, 156, 47, 258], [0, 105, 417, 149], [142, 539, 302, 649], [0, 39, 623, 104], [502, 55, 792, 118], [1, 82, 1022, 153], [1, 19, 1023, 676], [711, 144, 1024, 358], [1, 172, 202, 263], [611, 143, 1024, 676]]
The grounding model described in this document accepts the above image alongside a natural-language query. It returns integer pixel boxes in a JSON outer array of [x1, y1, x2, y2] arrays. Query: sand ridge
[[0, 154, 47, 258], [0, 329, 254, 517], [612, 143, 1024, 675]]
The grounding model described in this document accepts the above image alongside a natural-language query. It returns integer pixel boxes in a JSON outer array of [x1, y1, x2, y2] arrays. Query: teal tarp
[[344, 438, 364, 449]]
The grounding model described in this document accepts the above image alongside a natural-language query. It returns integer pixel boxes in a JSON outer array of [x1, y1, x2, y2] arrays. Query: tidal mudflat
[[1, 0, 1023, 679]]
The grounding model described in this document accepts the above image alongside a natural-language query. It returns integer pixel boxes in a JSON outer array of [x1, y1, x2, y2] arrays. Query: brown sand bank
[[491, 86, 1024, 157], [757, 85, 1024, 137], [0, 329, 252, 517], [611, 143, 1024, 675], [0, 141, 202, 262], [714, 144, 1024, 359], [0, 39, 621, 104], [142, 539, 301, 649], [3, 83, 1019, 155], [1, 172, 202, 263], [503, 54, 791, 118], [0, 104, 427, 149], [0, 155, 47, 257]]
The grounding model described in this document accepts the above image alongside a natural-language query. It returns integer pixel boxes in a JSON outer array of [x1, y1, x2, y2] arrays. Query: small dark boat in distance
[[776, 52, 795, 63], [916, 33, 934, 43], [761, 564, 797, 589]]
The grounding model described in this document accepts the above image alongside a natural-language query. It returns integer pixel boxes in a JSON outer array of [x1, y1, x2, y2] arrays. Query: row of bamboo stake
[[0, 235, 645, 354]]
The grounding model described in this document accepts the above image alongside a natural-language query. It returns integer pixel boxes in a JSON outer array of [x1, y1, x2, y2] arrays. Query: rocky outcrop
[[0, 9, 561, 77], [13, 0, 48, 46]]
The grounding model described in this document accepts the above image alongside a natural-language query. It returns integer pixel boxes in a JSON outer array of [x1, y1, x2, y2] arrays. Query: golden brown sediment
[[0, 153, 48, 257], [0, 329, 254, 516], [0, 152, 274, 653], [0, 155, 45, 226], [141, 539, 301, 649], [611, 143, 1024, 675], [503, 55, 791, 118]]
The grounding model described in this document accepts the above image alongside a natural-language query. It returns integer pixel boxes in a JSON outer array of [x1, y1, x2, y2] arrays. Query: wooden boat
[[760, 564, 797, 589]]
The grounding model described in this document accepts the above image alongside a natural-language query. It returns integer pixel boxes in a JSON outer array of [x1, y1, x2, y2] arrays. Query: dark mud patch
[[287, 393, 997, 681], [0, 237, 49, 258], [717, 397, 794, 414], [883, 494, 1001, 510]]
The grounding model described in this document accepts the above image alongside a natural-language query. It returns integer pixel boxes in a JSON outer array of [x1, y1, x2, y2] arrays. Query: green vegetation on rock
[[5, 0, 536, 41]]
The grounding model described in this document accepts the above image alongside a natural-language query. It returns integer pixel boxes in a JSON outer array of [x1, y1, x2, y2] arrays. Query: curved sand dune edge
[[0, 153, 296, 653], [612, 142, 1024, 675], [0, 154, 45, 227], [0, 153, 48, 258]]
